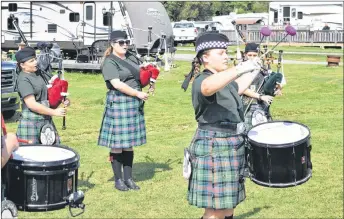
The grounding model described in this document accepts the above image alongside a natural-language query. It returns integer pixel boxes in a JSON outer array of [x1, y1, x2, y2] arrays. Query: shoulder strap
[[109, 54, 141, 86]]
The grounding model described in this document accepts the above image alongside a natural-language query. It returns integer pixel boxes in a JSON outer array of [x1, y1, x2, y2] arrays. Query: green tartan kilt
[[187, 128, 246, 209], [98, 90, 146, 149], [16, 108, 60, 145]]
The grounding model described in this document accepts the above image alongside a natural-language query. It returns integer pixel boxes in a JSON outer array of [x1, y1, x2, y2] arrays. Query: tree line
[[162, 2, 269, 22]]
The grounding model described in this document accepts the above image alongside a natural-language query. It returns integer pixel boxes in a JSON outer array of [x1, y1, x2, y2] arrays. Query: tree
[[162, 1, 270, 21]]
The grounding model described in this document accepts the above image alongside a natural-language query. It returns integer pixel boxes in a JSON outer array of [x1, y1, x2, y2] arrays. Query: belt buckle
[[236, 122, 246, 134]]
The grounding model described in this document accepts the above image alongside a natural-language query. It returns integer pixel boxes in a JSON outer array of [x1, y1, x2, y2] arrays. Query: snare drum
[[246, 121, 312, 188], [3, 145, 80, 211]]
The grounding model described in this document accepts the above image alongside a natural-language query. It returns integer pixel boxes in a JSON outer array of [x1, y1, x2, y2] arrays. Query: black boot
[[122, 150, 140, 190], [224, 215, 233, 219], [110, 152, 129, 191]]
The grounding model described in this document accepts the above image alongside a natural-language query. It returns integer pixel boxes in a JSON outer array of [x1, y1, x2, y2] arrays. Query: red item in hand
[[48, 78, 68, 109], [139, 64, 160, 87]]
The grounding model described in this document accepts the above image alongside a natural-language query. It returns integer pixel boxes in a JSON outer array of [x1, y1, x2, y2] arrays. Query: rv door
[[290, 7, 297, 25], [83, 2, 96, 46]]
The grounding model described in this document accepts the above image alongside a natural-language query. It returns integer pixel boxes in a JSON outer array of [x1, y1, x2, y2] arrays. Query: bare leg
[[203, 208, 234, 219]]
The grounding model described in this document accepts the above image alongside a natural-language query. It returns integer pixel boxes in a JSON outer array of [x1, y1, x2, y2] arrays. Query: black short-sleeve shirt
[[192, 69, 244, 124], [102, 53, 141, 90], [16, 71, 48, 107]]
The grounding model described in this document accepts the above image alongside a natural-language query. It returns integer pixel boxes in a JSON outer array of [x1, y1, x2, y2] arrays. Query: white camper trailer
[[269, 2, 344, 30], [1, 1, 174, 57], [212, 13, 268, 31]]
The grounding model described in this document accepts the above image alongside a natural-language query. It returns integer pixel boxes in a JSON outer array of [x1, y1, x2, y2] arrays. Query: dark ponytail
[[181, 55, 202, 91]]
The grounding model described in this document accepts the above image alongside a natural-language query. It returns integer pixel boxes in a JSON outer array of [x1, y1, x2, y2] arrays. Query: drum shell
[[3, 144, 80, 211], [247, 121, 312, 188]]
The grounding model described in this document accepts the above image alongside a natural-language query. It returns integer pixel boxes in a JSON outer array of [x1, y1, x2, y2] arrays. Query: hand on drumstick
[[4, 133, 19, 151], [2, 133, 19, 168]]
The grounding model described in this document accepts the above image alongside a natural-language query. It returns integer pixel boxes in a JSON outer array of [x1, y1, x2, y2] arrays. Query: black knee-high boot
[[122, 150, 140, 190], [110, 152, 129, 191]]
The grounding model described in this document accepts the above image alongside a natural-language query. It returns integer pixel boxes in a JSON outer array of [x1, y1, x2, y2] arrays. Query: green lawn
[[175, 45, 344, 63], [177, 44, 344, 53], [4, 61, 343, 218]]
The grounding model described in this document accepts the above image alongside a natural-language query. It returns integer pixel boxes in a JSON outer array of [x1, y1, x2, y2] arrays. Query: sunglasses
[[115, 40, 131, 46], [247, 54, 258, 57]]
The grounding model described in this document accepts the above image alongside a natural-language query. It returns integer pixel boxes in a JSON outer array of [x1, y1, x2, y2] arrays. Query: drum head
[[11, 145, 79, 167], [248, 121, 310, 147]]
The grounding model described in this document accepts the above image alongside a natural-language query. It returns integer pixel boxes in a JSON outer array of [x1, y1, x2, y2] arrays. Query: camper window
[[297, 12, 303, 19], [103, 12, 112, 26], [86, 6, 93, 20], [7, 17, 18, 30], [8, 3, 17, 12], [69, 13, 80, 22], [60, 9, 65, 14], [291, 8, 296, 18], [48, 24, 57, 33]]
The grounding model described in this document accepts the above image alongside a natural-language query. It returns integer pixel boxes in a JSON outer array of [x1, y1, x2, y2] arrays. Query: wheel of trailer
[[2, 110, 16, 120]]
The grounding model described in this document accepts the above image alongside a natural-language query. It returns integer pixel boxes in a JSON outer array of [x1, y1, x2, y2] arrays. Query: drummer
[[1, 133, 19, 168]]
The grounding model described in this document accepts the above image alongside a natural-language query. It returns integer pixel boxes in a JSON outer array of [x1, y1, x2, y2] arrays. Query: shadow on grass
[[78, 171, 96, 193], [236, 206, 271, 218], [107, 155, 177, 182]]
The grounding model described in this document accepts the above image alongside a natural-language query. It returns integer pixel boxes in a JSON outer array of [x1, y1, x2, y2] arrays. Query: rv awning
[[235, 18, 262, 25]]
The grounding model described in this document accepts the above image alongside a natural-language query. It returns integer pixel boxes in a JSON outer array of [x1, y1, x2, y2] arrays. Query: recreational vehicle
[[212, 12, 268, 31], [1, 1, 174, 57], [269, 2, 344, 30]]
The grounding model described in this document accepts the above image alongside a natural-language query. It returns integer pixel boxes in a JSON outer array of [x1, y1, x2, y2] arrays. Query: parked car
[[172, 21, 198, 46], [1, 61, 20, 119]]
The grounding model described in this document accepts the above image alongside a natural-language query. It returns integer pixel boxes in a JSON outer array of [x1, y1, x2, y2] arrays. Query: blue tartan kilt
[[187, 128, 246, 209], [16, 108, 60, 145], [97, 90, 146, 149]]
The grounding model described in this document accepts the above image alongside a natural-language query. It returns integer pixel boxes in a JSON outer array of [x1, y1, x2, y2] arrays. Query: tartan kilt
[[98, 90, 146, 149], [244, 103, 272, 131], [187, 128, 246, 209], [16, 108, 60, 145]]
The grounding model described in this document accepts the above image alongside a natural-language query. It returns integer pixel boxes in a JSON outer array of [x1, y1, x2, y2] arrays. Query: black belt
[[198, 123, 238, 133]]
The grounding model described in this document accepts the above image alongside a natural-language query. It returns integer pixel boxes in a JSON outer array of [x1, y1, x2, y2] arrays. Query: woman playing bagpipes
[[241, 43, 284, 130], [98, 30, 159, 192], [15, 47, 70, 145]]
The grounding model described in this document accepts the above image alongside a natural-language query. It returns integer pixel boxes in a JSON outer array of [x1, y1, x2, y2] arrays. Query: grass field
[[3, 61, 343, 218], [175, 45, 344, 63], [177, 44, 344, 53]]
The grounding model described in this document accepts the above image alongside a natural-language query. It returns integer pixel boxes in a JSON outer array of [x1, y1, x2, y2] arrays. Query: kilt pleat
[[98, 90, 146, 149], [16, 108, 60, 145], [187, 128, 246, 209]]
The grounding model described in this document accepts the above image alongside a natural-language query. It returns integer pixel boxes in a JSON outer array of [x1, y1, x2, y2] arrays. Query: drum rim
[[9, 144, 80, 167], [247, 120, 311, 148]]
